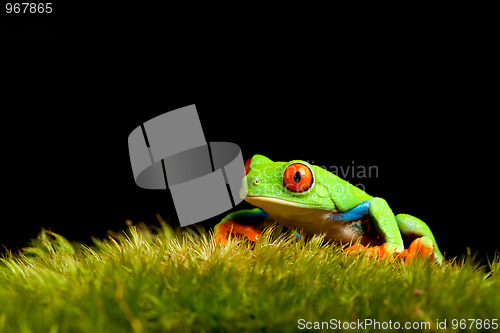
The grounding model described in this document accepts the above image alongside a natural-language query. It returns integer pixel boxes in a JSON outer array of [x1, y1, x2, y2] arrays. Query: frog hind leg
[[344, 198, 405, 260], [395, 214, 443, 265], [214, 208, 267, 243]]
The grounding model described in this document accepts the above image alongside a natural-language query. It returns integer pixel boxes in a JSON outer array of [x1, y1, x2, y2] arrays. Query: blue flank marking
[[250, 208, 269, 220], [328, 200, 371, 222], [232, 208, 269, 225]]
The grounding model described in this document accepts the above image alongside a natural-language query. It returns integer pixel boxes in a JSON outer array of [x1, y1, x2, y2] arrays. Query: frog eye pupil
[[293, 172, 301, 184]]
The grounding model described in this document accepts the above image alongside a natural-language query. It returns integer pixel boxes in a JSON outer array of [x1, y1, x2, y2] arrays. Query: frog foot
[[399, 237, 434, 264], [214, 220, 261, 244], [343, 242, 392, 260]]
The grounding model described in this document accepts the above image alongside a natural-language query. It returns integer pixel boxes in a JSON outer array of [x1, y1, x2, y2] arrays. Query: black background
[[1, 7, 497, 263]]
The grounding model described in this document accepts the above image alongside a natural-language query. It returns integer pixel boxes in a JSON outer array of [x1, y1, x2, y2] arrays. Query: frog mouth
[[244, 196, 333, 212], [243, 196, 336, 225]]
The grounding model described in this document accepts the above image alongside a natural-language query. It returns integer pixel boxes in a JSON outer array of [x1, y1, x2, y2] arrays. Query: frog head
[[240, 155, 337, 216]]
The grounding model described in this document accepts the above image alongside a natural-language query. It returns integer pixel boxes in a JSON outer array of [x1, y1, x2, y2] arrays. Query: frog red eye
[[283, 163, 314, 192], [244, 158, 252, 175]]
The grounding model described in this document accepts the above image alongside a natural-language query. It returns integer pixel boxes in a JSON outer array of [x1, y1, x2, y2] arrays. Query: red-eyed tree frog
[[214, 155, 443, 264]]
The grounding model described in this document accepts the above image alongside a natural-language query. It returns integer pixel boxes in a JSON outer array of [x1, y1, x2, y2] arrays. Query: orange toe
[[214, 220, 261, 244], [404, 238, 434, 264], [343, 243, 392, 261], [420, 243, 434, 259], [343, 242, 366, 254], [244, 227, 261, 241]]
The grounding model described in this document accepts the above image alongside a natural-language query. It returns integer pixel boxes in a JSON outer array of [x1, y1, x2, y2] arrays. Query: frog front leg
[[214, 208, 268, 243], [343, 198, 405, 259]]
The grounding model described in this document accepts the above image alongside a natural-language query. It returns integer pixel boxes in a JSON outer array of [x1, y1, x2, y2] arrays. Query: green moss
[[0, 219, 498, 332]]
